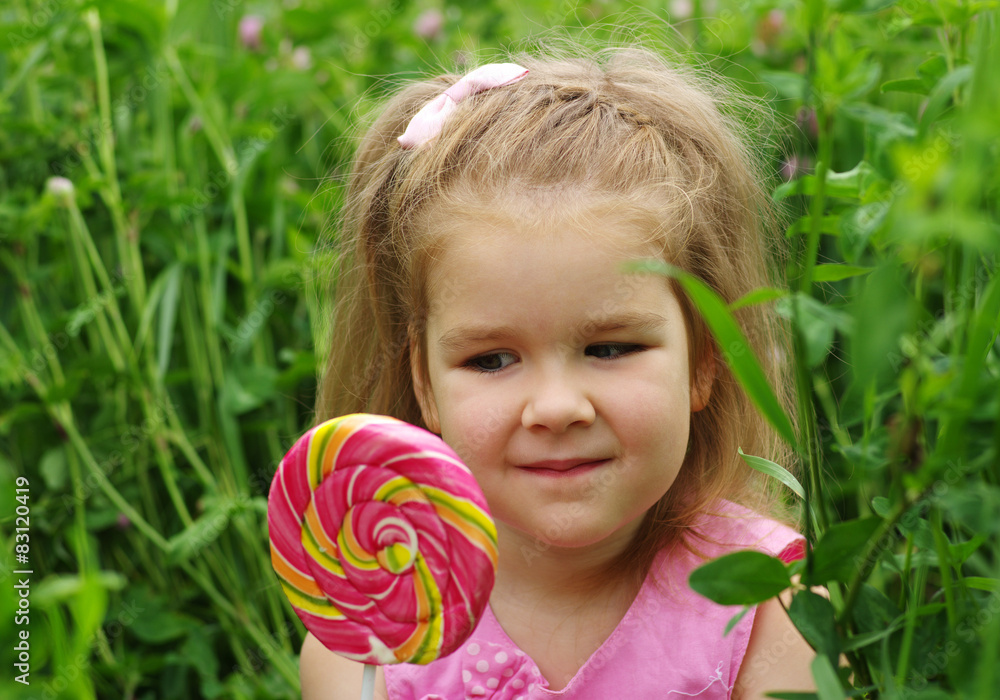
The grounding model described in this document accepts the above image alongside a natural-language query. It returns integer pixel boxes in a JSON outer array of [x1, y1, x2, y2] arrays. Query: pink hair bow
[[397, 63, 529, 149]]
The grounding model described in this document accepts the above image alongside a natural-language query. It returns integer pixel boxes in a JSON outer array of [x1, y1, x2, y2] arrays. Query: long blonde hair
[[315, 41, 798, 587]]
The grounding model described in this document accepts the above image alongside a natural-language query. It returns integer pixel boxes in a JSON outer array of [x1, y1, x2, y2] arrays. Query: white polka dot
[[514, 649, 524, 657], [476, 659, 489, 673], [462, 670, 471, 683], [502, 668, 513, 677], [495, 651, 508, 663], [467, 643, 480, 655], [487, 678, 499, 689], [471, 686, 485, 696], [512, 679, 524, 689]]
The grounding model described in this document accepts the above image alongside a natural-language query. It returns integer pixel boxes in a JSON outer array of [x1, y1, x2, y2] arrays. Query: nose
[[521, 364, 596, 433]]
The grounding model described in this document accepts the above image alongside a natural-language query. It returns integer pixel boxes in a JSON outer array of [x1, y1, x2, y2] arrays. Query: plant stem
[[930, 507, 958, 631], [839, 488, 926, 626], [84, 8, 146, 309]]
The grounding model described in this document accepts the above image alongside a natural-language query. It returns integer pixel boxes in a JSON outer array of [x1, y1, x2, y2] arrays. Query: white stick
[[361, 663, 376, 700]]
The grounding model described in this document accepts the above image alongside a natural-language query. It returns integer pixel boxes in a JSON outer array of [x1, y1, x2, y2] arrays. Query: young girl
[[301, 44, 816, 699]]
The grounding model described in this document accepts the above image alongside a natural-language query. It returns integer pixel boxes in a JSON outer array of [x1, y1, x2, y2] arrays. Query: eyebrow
[[435, 311, 669, 354], [574, 311, 670, 338], [436, 325, 520, 355]]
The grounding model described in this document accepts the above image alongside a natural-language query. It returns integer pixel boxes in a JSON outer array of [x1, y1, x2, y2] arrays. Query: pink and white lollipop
[[267, 414, 498, 681]]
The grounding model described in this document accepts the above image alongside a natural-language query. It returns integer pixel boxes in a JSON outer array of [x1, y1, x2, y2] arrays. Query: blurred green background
[[1, 0, 998, 698]]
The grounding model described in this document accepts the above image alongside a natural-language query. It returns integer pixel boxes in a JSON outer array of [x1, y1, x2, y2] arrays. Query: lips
[[518, 458, 610, 473]]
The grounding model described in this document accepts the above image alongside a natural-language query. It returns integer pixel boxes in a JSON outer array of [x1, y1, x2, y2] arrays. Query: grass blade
[[738, 447, 805, 499], [630, 260, 797, 449]]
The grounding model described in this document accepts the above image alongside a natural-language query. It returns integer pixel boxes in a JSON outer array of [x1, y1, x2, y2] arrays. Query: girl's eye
[[586, 343, 643, 360], [465, 352, 517, 373]]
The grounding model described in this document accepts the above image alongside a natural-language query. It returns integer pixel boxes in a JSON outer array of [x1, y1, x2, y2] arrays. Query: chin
[[502, 515, 640, 553]]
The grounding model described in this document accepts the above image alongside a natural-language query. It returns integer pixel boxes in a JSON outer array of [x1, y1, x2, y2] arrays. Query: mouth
[[517, 458, 611, 476]]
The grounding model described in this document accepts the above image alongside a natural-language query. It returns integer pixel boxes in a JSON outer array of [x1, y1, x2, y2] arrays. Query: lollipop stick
[[360, 663, 375, 700]]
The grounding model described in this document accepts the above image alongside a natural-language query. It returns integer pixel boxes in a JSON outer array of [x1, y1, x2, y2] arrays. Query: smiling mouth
[[518, 458, 611, 475]]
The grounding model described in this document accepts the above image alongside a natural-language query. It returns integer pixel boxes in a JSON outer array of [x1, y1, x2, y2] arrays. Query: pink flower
[[669, 0, 692, 20], [765, 9, 785, 33], [756, 9, 786, 49], [796, 108, 819, 139], [239, 15, 264, 51], [413, 8, 444, 40], [46, 176, 74, 198], [780, 155, 811, 181], [292, 46, 312, 70]]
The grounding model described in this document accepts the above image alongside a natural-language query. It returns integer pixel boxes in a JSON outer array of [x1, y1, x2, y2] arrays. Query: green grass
[[1, 0, 998, 697]]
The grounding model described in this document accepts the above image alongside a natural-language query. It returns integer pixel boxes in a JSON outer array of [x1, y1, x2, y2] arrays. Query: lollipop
[[267, 413, 498, 670]]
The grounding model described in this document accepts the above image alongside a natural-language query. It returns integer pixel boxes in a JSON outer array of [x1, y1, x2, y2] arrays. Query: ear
[[690, 344, 716, 413], [409, 334, 441, 434]]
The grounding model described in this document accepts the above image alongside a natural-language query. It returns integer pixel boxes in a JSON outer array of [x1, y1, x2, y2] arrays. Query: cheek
[[437, 399, 499, 468]]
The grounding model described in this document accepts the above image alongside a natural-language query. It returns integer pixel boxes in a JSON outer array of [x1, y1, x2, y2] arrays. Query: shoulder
[[300, 632, 388, 700], [678, 502, 814, 698], [732, 590, 817, 699], [692, 500, 802, 558]]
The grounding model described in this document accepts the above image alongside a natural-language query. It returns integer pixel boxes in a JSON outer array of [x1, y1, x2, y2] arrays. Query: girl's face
[[412, 202, 712, 552]]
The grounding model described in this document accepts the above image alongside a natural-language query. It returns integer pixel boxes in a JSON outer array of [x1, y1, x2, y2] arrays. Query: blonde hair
[[315, 41, 799, 588]]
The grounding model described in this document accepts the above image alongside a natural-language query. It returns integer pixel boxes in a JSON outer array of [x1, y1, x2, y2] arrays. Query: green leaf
[[689, 550, 791, 606], [760, 70, 807, 99], [776, 294, 851, 368], [729, 287, 788, 311], [919, 64, 974, 136], [724, 606, 752, 636], [902, 690, 953, 700], [787, 591, 839, 666], [67, 574, 110, 658], [958, 269, 1000, 402], [156, 263, 184, 380], [918, 55, 949, 86], [773, 161, 878, 202], [805, 518, 882, 586], [870, 496, 892, 518], [178, 629, 220, 685], [785, 215, 841, 238], [839, 625, 900, 653], [33, 571, 127, 607], [133, 261, 179, 360], [166, 498, 239, 564], [738, 448, 805, 499], [810, 654, 844, 700], [949, 534, 986, 564], [39, 446, 68, 490], [839, 102, 917, 145], [130, 606, 200, 644], [965, 577, 1000, 592], [880, 78, 929, 95], [630, 261, 797, 448], [839, 202, 890, 262], [848, 262, 914, 391], [812, 264, 873, 282], [220, 364, 278, 416]]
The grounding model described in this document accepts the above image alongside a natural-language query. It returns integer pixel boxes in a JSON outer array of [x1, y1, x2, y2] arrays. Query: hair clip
[[397, 63, 529, 149]]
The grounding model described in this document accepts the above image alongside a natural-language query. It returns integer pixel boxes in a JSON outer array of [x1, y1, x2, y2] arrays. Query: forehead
[[420, 199, 680, 338], [451, 186, 665, 239], [420, 189, 667, 290]]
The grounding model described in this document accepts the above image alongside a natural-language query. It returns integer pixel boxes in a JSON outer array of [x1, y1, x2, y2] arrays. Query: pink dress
[[384, 504, 804, 700]]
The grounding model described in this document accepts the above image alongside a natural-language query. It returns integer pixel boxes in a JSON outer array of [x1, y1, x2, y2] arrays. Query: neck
[[490, 521, 641, 610]]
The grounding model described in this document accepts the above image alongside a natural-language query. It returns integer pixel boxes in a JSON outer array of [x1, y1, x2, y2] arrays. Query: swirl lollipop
[[267, 413, 498, 679]]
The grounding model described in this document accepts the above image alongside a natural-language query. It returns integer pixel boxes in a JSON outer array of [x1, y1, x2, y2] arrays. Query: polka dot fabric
[[460, 641, 542, 698]]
